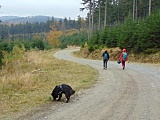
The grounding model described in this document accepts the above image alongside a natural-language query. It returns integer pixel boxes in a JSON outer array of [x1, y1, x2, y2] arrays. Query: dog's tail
[[70, 90, 75, 95]]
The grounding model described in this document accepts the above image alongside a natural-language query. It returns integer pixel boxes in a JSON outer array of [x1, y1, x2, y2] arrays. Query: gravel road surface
[[17, 48, 160, 120]]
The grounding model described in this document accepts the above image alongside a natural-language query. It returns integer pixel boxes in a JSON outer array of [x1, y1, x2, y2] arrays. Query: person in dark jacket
[[102, 49, 110, 70]]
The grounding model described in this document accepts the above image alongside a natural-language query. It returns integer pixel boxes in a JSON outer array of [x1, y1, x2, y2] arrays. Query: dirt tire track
[[102, 67, 139, 120]]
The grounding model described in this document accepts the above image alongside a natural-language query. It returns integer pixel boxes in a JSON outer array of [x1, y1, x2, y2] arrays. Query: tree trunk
[[89, 0, 92, 39], [98, 0, 101, 31], [149, 0, 151, 16], [135, 0, 137, 19], [104, 0, 107, 27], [92, 0, 95, 33], [133, 0, 135, 20]]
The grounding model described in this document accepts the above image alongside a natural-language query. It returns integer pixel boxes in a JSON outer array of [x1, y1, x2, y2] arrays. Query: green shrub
[[89, 11, 160, 54], [88, 44, 95, 52]]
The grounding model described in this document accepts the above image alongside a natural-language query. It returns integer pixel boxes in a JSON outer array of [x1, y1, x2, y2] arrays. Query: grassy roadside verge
[[74, 47, 160, 64], [0, 49, 98, 118]]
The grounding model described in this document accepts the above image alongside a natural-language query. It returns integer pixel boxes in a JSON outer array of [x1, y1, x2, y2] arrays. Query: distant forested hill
[[0, 15, 62, 24]]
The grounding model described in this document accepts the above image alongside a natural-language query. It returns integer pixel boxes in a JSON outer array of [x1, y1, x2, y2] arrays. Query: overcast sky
[[0, 0, 87, 19]]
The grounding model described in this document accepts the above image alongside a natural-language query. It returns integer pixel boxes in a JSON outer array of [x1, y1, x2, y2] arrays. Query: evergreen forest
[[0, 0, 160, 66]]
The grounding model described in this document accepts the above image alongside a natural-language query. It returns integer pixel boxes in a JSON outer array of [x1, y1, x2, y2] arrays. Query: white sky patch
[[0, 0, 87, 20]]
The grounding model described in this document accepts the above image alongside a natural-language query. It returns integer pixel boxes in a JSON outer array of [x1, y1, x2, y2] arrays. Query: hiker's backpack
[[104, 53, 108, 59], [123, 52, 127, 60]]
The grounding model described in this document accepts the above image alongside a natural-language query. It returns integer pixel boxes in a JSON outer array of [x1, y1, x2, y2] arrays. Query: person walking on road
[[119, 48, 128, 70], [102, 49, 109, 70]]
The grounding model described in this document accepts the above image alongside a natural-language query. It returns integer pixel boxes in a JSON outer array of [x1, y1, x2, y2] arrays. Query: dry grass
[[76, 47, 160, 64], [74, 47, 121, 61], [0, 49, 98, 118]]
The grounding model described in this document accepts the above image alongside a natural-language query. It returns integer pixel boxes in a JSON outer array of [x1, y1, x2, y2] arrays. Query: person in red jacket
[[119, 48, 128, 70]]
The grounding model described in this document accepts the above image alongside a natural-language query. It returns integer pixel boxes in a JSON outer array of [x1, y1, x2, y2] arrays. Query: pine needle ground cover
[[0, 49, 98, 118]]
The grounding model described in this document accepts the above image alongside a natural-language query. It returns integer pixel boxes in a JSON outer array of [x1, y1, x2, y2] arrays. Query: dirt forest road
[[23, 48, 160, 120]]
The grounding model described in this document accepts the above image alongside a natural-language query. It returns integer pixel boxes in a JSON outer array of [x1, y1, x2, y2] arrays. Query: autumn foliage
[[47, 25, 62, 48]]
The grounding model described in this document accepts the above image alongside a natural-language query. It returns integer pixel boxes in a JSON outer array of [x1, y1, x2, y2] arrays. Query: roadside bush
[[32, 38, 45, 50], [88, 44, 95, 52], [60, 43, 67, 49]]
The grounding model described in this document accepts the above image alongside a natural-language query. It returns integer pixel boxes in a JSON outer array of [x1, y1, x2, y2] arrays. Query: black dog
[[51, 84, 75, 103]]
